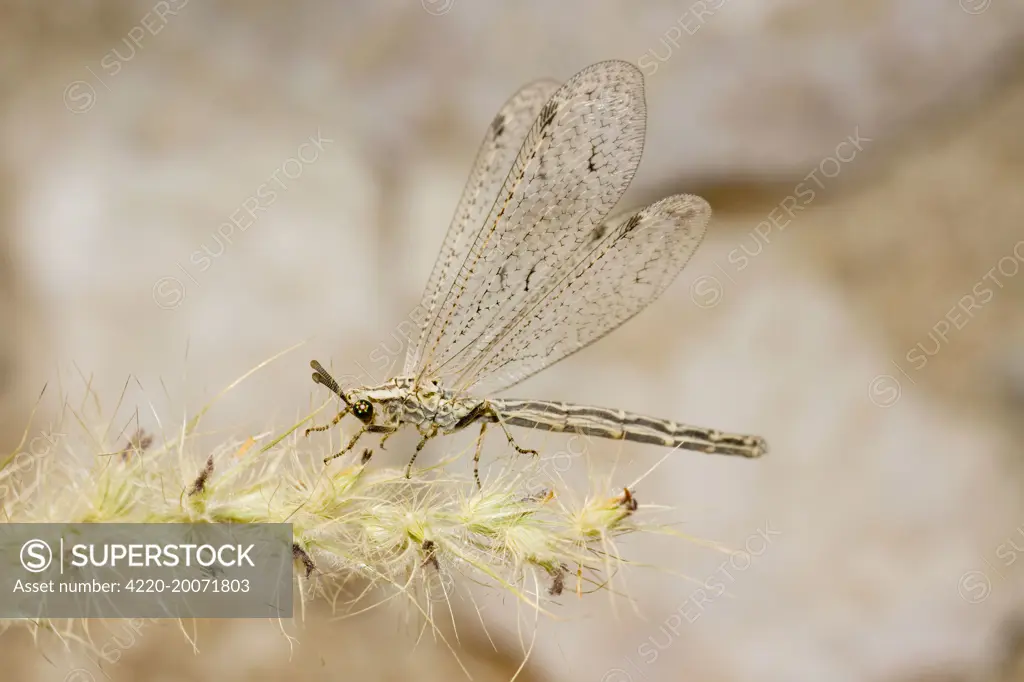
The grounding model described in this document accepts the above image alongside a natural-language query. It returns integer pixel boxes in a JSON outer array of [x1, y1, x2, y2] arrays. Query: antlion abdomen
[[490, 399, 767, 458]]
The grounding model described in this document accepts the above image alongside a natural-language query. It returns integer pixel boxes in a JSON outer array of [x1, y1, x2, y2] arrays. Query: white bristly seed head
[[0, 387, 670, 657]]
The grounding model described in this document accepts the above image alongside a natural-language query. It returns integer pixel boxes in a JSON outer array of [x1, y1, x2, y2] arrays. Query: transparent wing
[[412, 60, 647, 386], [402, 78, 561, 375], [456, 194, 711, 395]]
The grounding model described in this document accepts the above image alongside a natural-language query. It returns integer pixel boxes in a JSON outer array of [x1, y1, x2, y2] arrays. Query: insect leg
[[305, 404, 350, 437], [323, 425, 366, 465], [375, 425, 399, 450], [472, 421, 489, 490], [448, 402, 498, 486], [488, 403, 538, 458], [405, 423, 439, 479]]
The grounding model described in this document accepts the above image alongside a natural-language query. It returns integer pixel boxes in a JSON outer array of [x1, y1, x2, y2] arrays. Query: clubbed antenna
[[310, 359, 348, 403]]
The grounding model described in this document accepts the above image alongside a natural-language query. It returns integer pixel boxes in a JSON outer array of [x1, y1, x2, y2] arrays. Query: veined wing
[[455, 194, 711, 395], [412, 60, 647, 386], [402, 78, 560, 376]]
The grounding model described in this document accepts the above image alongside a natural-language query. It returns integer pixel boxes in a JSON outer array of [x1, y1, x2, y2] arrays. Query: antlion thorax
[[351, 376, 481, 430]]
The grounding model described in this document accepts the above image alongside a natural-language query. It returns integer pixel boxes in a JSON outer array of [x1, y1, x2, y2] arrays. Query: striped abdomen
[[489, 399, 767, 459]]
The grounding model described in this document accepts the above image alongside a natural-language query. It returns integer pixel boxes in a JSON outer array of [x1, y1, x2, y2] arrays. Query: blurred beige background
[[3, 1, 1024, 681]]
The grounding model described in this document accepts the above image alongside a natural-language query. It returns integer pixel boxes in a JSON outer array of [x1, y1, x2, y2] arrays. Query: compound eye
[[353, 400, 373, 423]]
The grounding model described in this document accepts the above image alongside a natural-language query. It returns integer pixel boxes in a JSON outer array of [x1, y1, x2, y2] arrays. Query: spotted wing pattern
[[402, 78, 561, 375], [411, 60, 648, 387], [457, 194, 711, 395]]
